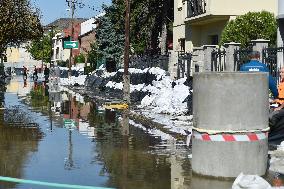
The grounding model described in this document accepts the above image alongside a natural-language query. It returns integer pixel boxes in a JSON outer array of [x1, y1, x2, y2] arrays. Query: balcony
[[187, 0, 206, 18]]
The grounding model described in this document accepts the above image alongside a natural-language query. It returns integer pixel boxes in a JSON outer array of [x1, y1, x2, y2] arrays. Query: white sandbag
[[232, 173, 271, 189]]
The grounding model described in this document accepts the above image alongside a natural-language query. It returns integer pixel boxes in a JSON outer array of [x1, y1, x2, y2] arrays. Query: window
[[177, 0, 183, 10], [179, 38, 185, 52], [209, 35, 219, 45]]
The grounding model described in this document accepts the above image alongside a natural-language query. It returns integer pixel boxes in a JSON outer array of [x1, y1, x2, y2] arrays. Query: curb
[[69, 86, 188, 142]]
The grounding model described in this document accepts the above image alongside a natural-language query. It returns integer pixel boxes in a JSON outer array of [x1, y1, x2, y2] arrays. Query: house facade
[[79, 17, 96, 58], [50, 19, 85, 65], [52, 33, 70, 64], [5, 43, 41, 71], [173, 0, 277, 52]]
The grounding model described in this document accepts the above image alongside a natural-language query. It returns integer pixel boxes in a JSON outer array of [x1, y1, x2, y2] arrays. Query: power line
[[65, 0, 104, 14]]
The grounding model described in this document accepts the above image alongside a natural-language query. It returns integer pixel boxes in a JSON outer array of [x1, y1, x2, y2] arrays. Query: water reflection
[[0, 80, 42, 189], [1, 77, 264, 189]]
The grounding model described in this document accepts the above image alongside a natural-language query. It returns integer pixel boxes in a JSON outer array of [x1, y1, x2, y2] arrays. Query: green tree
[[26, 32, 52, 63], [95, 15, 125, 60], [221, 11, 277, 47], [87, 42, 103, 70], [0, 0, 43, 54], [100, 0, 173, 55], [74, 53, 86, 63]]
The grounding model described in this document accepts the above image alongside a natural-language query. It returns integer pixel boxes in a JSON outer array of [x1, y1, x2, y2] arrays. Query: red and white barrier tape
[[193, 131, 268, 142]]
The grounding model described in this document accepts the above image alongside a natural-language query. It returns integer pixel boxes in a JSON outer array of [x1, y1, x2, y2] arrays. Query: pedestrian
[[44, 65, 50, 82], [23, 66, 27, 80], [240, 51, 278, 98], [33, 65, 38, 81]]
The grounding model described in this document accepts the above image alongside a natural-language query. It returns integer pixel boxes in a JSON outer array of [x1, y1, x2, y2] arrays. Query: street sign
[[63, 41, 79, 49], [63, 119, 77, 128]]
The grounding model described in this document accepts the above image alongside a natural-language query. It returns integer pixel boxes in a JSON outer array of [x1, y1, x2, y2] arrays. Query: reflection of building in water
[[6, 77, 31, 96], [59, 93, 91, 126], [78, 120, 96, 138], [49, 92, 62, 114], [171, 155, 191, 189]]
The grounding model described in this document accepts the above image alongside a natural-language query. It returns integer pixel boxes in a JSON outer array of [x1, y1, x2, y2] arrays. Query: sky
[[32, 0, 112, 25]]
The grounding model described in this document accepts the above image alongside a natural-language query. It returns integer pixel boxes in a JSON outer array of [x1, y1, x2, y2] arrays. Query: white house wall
[[174, 0, 278, 52], [81, 18, 96, 36], [209, 0, 277, 16]]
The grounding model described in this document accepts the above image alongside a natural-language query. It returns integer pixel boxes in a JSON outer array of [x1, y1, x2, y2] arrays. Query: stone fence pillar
[[251, 39, 270, 61], [277, 2, 284, 69], [192, 47, 204, 73], [224, 42, 241, 71], [168, 50, 178, 79], [203, 45, 217, 72]]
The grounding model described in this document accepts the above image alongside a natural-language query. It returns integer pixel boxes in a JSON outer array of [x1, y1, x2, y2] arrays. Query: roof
[[45, 18, 87, 31]]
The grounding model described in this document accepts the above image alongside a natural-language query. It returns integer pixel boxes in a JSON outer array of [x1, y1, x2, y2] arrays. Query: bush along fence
[[175, 39, 284, 82]]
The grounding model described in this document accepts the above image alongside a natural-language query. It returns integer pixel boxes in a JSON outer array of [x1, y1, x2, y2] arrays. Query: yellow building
[[173, 0, 278, 52], [5, 43, 41, 70]]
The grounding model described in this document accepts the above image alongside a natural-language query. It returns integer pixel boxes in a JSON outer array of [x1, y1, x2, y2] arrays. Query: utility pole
[[66, 0, 76, 78], [49, 25, 55, 66], [123, 0, 130, 104]]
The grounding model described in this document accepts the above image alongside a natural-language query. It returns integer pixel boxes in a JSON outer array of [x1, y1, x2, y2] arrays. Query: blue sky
[[32, 0, 112, 25]]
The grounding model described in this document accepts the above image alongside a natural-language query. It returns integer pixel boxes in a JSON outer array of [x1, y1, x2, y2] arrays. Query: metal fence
[[262, 47, 284, 81], [233, 48, 253, 71], [129, 54, 169, 71], [177, 52, 192, 79], [211, 48, 226, 71]]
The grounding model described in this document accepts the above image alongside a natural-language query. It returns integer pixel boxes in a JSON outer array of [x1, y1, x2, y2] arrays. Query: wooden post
[[123, 0, 130, 104]]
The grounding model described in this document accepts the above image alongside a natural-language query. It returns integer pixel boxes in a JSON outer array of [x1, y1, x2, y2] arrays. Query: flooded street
[[1, 76, 283, 189], [0, 77, 194, 189]]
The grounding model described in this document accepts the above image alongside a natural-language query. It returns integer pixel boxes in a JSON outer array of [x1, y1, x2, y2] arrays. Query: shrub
[[221, 11, 277, 47]]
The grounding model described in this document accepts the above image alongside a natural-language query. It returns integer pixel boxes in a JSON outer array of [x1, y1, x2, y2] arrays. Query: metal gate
[[234, 48, 252, 71], [211, 48, 226, 71], [177, 52, 192, 79], [262, 47, 284, 81]]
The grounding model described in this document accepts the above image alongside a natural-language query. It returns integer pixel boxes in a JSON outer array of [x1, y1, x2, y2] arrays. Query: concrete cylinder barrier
[[192, 72, 269, 178]]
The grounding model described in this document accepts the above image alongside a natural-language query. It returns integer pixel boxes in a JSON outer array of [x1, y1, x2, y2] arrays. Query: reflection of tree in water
[[87, 102, 119, 140], [28, 82, 49, 109], [87, 102, 171, 189], [0, 126, 42, 188], [0, 86, 43, 188], [94, 128, 171, 189]]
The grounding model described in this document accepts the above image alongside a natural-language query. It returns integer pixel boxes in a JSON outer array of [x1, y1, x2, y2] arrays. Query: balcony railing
[[187, 0, 206, 18]]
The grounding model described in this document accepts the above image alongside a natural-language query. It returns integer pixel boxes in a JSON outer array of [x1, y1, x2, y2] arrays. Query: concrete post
[[251, 39, 270, 61], [203, 45, 217, 72], [192, 47, 204, 73], [192, 72, 268, 178], [168, 50, 178, 79], [223, 42, 241, 71]]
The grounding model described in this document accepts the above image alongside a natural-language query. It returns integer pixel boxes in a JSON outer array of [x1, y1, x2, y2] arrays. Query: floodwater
[[0, 76, 192, 189], [0, 76, 282, 189]]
